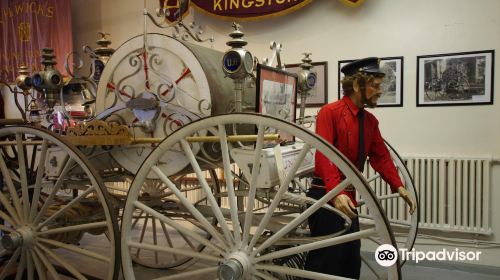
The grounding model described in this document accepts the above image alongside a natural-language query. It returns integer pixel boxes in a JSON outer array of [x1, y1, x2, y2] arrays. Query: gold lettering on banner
[[242, 0, 253, 8], [255, 0, 265, 7], [0, 1, 55, 24], [18, 22, 30, 42], [46, 6, 54, 18], [208, 0, 307, 12], [230, 0, 239, 9], [214, 0, 222, 10]]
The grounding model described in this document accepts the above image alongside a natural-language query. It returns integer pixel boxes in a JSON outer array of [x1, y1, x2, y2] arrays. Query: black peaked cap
[[341, 57, 385, 77]]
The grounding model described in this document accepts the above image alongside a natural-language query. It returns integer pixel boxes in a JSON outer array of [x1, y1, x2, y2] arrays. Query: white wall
[[70, 0, 500, 269]]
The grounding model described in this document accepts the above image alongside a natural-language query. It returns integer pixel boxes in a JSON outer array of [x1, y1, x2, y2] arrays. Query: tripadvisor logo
[[375, 244, 483, 266], [375, 244, 398, 267]]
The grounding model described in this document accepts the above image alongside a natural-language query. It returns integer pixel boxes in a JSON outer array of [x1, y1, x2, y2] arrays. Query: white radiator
[[360, 156, 492, 235]]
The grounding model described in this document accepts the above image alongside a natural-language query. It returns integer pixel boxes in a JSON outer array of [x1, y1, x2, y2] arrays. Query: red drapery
[[0, 0, 72, 83]]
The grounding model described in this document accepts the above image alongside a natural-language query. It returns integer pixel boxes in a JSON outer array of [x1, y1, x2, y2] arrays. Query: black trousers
[[304, 187, 361, 279]]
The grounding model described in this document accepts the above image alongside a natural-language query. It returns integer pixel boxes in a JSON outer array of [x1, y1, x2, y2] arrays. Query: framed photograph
[[256, 64, 298, 142], [417, 50, 494, 106], [338, 57, 404, 107], [284, 61, 328, 107]]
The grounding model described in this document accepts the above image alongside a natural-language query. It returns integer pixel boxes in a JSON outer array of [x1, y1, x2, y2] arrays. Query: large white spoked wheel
[[0, 126, 119, 279], [121, 113, 401, 280], [355, 140, 419, 277], [128, 172, 220, 269]]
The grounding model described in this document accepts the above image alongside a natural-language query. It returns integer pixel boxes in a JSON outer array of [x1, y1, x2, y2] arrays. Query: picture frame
[[284, 61, 328, 107], [338, 57, 404, 107], [256, 64, 298, 143], [417, 50, 494, 106]]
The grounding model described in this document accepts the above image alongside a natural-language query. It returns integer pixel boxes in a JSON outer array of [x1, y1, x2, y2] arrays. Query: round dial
[[244, 51, 254, 74], [96, 34, 213, 175], [306, 72, 317, 89]]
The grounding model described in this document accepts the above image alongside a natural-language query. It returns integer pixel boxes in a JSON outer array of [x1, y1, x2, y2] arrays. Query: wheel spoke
[[0, 152, 23, 222], [0, 210, 18, 228], [255, 228, 377, 262], [152, 266, 218, 280], [256, 264, 352, 280], [26, 250, 35, 280], [33, 245, 62, 280], [361, 255, 383, 279], [218, 124, 242, 247], [131, 210, 144, 229], [159, 220, 178, 261], [133, 201, 226, 256], [31, 249, 47, 280], [151, 217, 159, 264], [253, 178, 352, 256], [242, 124, 265, 246], [135, 214, 150, 258], [37, 237, 110, 262], [128, 241, 222, 263], [37, 221, 108, 236], [254, 270, 279, 280], [152, 166, 229, 252], [15, 248, 27, 280], [15, 133, 29, 221], [180, 138, 235, 247], [249, 144, 311, 250], [37, 185, 96, 230], [0, 191, 21, 226], [0, 248, 21, 280], [377, 193, 400, 201], [33, 156, 73, 225], [0, 224, 14, 232], [29, 139, 48, 222], [367, 173, 381, 183], [38, 243, 87, 280]]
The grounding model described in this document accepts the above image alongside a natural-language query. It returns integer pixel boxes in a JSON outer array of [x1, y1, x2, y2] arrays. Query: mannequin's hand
[[397, 186, 416, 214], [333, 194, 357, 218]]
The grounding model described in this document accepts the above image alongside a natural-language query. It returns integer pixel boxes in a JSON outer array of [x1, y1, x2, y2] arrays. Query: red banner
[[0, 0, 72, 83], [191, 0, 312, 20]]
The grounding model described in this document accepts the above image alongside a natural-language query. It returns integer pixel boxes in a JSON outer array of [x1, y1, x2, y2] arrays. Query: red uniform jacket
[[314, 96, 403, 203]]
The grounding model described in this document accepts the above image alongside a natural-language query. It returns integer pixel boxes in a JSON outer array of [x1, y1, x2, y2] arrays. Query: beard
[[365, 97, 378, 108], [361, 92, 378, 108]]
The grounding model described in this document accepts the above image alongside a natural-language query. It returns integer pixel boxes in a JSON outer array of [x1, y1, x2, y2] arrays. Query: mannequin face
[[364, 77, 384, 108], [351, 76, 384, 108]]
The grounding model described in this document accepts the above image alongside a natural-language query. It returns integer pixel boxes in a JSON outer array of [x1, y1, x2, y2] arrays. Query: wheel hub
[[218, 251, 251, 280], [1, 227, 35, 251]]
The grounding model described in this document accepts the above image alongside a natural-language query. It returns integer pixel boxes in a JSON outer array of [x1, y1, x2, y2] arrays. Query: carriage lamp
[[223, 22, 254, 113], [91, 32, 115, 82], [296, 53, 317, 124], [31, 48, 63, 111], [15, 65, 33, 92]]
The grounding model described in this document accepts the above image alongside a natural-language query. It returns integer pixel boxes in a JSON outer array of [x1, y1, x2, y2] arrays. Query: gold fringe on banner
[[339, 0, 366, 8], [190, 0, 313, 22]]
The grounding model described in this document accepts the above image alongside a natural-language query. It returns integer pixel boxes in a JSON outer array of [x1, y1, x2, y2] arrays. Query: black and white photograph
[[256, 64, 298, 142], [285, 61, 328, 107], [338, 57, 404, 107], [417, 50, 494, 106]]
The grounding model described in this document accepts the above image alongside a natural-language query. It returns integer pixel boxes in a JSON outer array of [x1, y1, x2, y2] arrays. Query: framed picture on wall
[[256, 64, 298, 142], [338, 57, 404, 107], [417, 50, 494, 106], [284, 61, 328, 107]]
